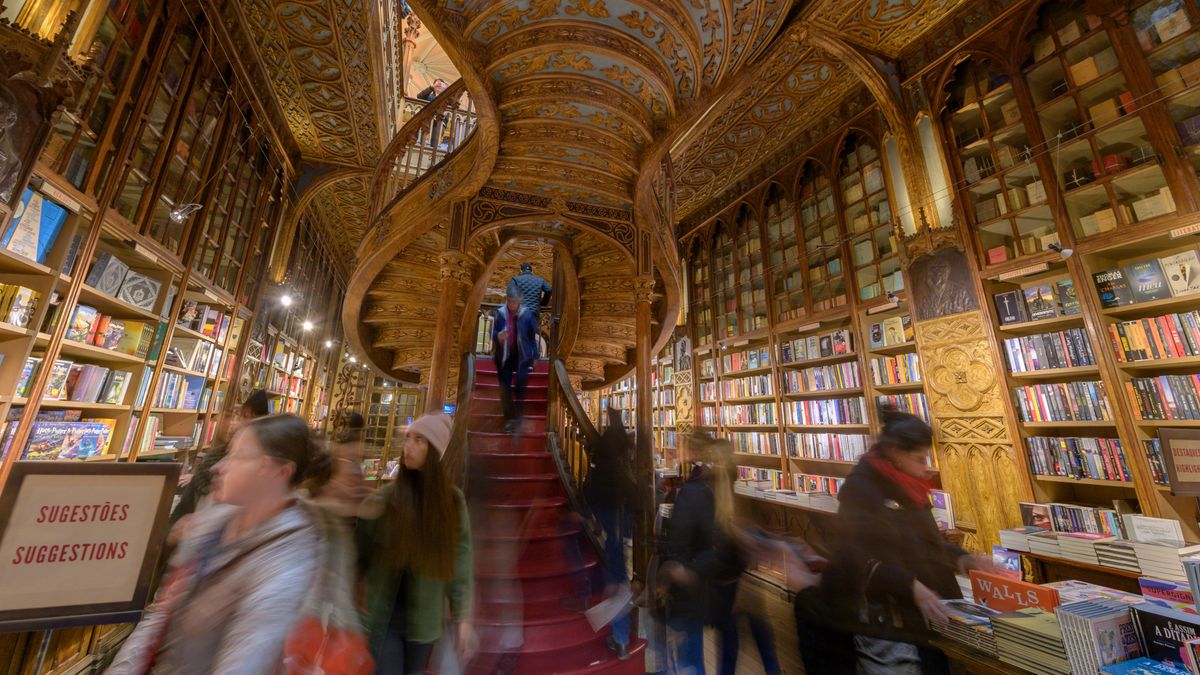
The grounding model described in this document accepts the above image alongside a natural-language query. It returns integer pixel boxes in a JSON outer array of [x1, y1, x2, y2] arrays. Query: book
[[1131, 603, 1200, 668], [84, 252, 130, 296], [65, 305, 98, 343], [994, 290, 1029, 325], [970, 570, 1061, 612], [101, 318, 126, 350], [1055, 279, 1081, 315], [1094, 268, 1136, 308], [117, 270, 162, 311], [3, 189, 68, 264], [100, 371, 130, 405], [931, 489, 954, 530], [882, 316, 905, 345], [1021, 501, 1053, 530], [1101, 658, 1189, 674], [1126, 259, 1173, 303], [868, 322, 884, 349], [992, 546, 1022, 580], [1159, 250, 1200, 297], [1024, 284, 1059, 321], [5, 286, 38, 327], [22, 421, 113, 460], [1057, 599, 1142, 673], [1139, 577, 1195, 610], [45, 359, 72, 400], [16, 357, 41, 397]]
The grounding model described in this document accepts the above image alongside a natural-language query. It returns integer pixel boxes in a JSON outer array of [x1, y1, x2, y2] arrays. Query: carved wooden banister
[[367, 79, 476, 226], [548, 358, 607, 567]]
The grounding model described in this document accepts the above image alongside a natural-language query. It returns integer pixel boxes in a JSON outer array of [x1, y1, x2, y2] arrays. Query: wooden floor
[[701, 575, 804, 675]]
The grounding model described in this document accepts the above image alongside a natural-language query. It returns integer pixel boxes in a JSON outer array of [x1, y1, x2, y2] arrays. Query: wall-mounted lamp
[[1047, 242, 1074, 260]]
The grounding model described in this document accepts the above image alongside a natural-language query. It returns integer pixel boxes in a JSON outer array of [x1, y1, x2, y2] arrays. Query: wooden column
[[425, 250, 469, 413], [633, 274, 656, 575]]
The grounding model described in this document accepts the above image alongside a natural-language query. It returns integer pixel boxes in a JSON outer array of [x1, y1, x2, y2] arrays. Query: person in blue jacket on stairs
[[492, 286, 539, 433]]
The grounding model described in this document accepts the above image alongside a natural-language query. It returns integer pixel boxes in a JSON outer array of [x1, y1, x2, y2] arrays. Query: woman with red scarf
[[795, 405, 993, 675]]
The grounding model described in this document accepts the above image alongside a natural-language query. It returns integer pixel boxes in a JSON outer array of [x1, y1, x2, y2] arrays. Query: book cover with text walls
[[970, 570, 1061, 613]]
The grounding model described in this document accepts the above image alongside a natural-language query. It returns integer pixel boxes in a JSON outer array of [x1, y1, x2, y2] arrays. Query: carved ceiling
[[670, 0, 972, 220], [305, 174, 372, 266], [422, 0, 795, 208], [483, 239, 554, 302], [231, 0, 387, 167]]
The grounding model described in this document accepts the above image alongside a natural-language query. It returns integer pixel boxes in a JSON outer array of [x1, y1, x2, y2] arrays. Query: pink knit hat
[[407, 413, 453, 458]]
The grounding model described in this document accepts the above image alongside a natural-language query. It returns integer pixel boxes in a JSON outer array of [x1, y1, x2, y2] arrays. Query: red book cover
[[1120, 91, 1136, 115], [969, 570, 1061, 613]]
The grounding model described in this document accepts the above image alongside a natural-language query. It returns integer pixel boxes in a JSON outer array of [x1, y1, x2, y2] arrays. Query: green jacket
[[357, 484, 473, 646]]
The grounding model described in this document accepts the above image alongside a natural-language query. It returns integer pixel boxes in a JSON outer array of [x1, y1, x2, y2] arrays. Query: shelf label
[[37, 182, 81, 213], [997, 263, 1049, 281], [793, 322, 821, 333], [1170, 221, 1200, 239], [867, 301, 899, 315], [203, 289, 220, 302], [131, 243, 158, 265]]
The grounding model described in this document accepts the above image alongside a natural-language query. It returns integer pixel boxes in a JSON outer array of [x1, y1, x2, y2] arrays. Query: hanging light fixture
[[302, 320, 313, 331], [280, 294, 293, 307], [169, 203, 203, 223]]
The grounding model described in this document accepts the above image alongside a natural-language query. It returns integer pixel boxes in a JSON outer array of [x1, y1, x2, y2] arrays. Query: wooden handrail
[[367, 78, 476, 225], [553, 359, 602, 447]]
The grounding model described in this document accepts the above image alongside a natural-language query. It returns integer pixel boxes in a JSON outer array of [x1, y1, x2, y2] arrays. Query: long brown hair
[[381, 445, 459, 579]]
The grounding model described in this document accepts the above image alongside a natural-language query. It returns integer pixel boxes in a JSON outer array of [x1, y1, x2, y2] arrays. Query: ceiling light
[[280, 294, 293, 307], [349, 356, 357, 363], [302, 320, 313, 331], [324, 340, 333, 348], [169, 203, 203, 223]]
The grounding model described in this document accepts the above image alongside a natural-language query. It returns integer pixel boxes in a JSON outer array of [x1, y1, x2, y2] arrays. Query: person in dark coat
[[797, 405, 994, 675], [507, 262, 552, 316], [491, 287, 538, 432], [415, 78, 447, 102], [583, 408, 637, 659]]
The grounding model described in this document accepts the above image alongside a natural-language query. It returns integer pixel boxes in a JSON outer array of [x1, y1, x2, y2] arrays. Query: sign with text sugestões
[[0, 461, 179, 630]]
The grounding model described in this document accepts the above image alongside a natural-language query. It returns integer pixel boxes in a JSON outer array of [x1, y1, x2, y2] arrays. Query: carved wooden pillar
[[426, 250, 469, 413], [633, 274, 655, 575], [903, 233, 1033, 553], [401, 10, 421, 99]]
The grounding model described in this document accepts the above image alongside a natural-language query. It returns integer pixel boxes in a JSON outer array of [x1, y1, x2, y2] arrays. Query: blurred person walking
[[310, 412, 371, 519], [660, 435, 783, 675], [357, 413, 476, 674], [583, 408, 638, 659], [507, 262, 552, 317], [796, 405, 994, 675], [169, 389, 270, 533], [108, 414, 355, 675], [492, 287, 538, 432]]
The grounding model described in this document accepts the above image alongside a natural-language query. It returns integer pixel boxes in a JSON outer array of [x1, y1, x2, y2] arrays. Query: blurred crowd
[[101, 387, 988, 675]]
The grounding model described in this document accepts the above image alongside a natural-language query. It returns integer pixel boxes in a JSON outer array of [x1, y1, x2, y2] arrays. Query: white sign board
[[0, 462, 179, 630]]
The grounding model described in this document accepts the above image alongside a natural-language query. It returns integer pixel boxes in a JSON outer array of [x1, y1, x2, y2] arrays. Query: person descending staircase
[[467, 358, 645, 674]]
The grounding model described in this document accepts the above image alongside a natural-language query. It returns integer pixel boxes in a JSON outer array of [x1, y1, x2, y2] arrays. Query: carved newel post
[[426, 250, 469, 413]]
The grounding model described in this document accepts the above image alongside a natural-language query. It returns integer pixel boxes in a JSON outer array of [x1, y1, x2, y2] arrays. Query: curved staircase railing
[[367, 79, 476, 227], [547, 358, 609, 561]]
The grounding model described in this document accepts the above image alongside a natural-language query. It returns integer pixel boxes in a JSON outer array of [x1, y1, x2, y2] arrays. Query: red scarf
[[865, 451, 935, 508]]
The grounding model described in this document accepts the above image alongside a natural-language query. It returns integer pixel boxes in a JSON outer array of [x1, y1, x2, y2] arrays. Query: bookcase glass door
[[735, 206, 768, 333], [713, 223, 738, 339], [1132, 0, 1200, 178], [945, 57, 1050, 266], [797, 161, 845, 313], [839, 132, 901, 302], [1027, 0, 1176, 242], [765, 184, 805, 323], [691, 244, 713, 348]]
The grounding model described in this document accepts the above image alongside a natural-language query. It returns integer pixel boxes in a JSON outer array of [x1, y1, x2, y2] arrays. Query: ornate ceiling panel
[[233, 0, 386, 167], [306, 174, 372, 265], [422, 0, 793, 208], [670, 0, 973, 220]]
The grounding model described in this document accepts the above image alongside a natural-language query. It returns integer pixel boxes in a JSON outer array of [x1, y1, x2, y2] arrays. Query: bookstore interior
[[13, 0, 1200, 672]]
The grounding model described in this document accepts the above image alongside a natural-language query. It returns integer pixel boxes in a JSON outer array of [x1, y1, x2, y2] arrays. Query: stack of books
[[1096, 541, 1141, 573], [1130, 602, 1200, 670], [1056, 599, 1142, 674], [992, 608, 1071, 675], [1057, 533, 1114, 565], [935, 599, 998, 656], [1029, 531, 1062, 558], [1131, 542, 1200, 582], [1001, 525, 1045, 552]]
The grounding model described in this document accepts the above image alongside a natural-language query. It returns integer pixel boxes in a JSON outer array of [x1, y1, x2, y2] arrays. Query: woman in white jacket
[[108, 414, 336, 675]]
